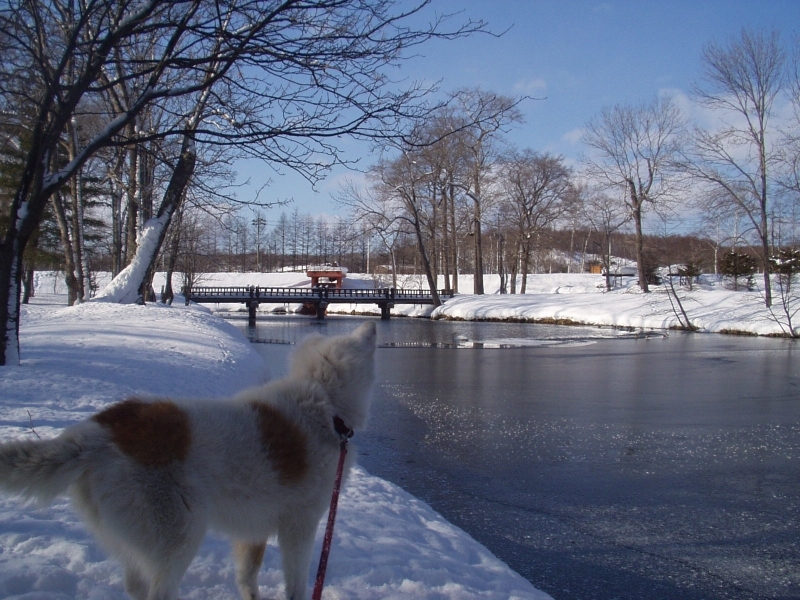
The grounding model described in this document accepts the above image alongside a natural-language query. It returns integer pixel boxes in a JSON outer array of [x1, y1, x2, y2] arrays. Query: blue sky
[[239, 0, 800, 222]]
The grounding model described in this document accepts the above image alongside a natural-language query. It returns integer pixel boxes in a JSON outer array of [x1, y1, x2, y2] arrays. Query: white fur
[[0, 321, 377, 600]]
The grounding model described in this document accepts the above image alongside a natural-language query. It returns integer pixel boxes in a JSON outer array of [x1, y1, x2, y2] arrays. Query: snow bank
[[431, 276, 794, 336], [93, 216, 170, 304], [0, 294, 551, 600], [35, 269, 795, 335]]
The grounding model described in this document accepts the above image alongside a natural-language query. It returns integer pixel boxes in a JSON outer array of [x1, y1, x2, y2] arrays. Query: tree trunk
[[390, 247, 398, 289], [68, 120, 91, 301], [110, 154, 125, 276], [472, 172, 484, 294], [473, 209, 484, 294], [0, 118, 80, 363], [430, 185, 439, 287], [498, 233, 506, 294], [760, 203, 772, 307], [22, 261, 35, 304], [0, 178, 46, 365], [125, 138, 139, 265], [70, 168, 90, 301], [413, 221, 441, 306], [633, 206, 648, 293], [510, 241, 519, 294], [162, 211, 182, 305], [51, 192, 80, 306], [407, 192, 441, 306], [449, 180, 459, 294], [568, 226, 575, 273], [629, 181, 649, 293], [140, 135, 197, 301], [520, 238, 531, 294], [760, 127, 772, 308], [441, 184, 451, 291], [0, 236, 24, 365]]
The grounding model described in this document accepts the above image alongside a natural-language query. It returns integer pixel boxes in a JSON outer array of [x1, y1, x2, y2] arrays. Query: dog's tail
[[0, 427, 92, 504]]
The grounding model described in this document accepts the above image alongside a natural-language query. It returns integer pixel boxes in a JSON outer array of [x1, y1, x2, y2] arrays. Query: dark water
[[234, 315, 800, 600]]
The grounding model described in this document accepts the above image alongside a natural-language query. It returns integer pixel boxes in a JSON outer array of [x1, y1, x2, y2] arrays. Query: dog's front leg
[[277, 513, 318, 600], [233, 540, 267, 600]]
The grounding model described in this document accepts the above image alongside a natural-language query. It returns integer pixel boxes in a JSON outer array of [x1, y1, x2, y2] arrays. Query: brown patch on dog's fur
[[93, 399, 191, 467], [250, 402, 308, 485]]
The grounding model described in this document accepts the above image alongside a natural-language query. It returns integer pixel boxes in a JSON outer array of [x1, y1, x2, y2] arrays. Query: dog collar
[[333, 415, 354, 441]]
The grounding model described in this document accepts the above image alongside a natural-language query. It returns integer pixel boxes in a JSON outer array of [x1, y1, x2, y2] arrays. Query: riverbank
[[0, 293, 549, 599], [80, 270, 799, 337]]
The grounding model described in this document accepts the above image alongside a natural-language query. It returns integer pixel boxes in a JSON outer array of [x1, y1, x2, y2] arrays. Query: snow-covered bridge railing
[[183, 286, 454, 322]]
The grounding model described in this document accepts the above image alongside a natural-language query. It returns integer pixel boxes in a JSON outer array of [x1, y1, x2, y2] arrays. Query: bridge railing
[[183, 285, 454, 302]]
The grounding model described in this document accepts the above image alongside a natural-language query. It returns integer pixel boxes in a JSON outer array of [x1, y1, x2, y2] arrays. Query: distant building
[[306, 264, 347, 289], [302, 265, 347, 316]]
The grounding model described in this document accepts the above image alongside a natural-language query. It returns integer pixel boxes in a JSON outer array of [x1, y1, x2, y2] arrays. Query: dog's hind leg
[[233, 540, 266, 600], [142, 527, 205, 600], [70, 474, 154, 600], [278, 514, 318, 600]]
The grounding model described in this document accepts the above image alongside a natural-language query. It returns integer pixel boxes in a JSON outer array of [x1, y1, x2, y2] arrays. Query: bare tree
[[336, 179, 405, 288], [498, 149, 572, 293], [372, 151, 441, 304], [681, 29, 786, 307], [416, 111, 464, 293], [584, 190, 631, 291], [776, 34, 800, 248], [582, 94, 686, 292], [339, 91, 523, 297], [0, 0, 484, 365], [0, 0, 175, 364], [447, 88, 524, 294]]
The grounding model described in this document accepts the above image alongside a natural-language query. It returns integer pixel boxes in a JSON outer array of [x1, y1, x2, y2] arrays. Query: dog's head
[[289, 322, 377, 430]]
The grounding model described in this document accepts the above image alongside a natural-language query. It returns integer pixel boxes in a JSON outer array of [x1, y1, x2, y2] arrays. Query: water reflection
[[234, 314, 666, 348]]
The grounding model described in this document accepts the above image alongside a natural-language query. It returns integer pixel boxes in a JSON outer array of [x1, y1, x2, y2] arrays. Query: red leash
[[311, 416, 353, 600]]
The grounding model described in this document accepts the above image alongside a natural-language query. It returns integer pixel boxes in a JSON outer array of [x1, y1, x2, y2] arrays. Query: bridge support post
[[379, 302, 393, 320], [247, 301, 259, 326], [315, 301, 329, 320]]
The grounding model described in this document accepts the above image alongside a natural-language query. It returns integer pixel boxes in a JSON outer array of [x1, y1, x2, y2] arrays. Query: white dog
[[0, 321, 377, 600]]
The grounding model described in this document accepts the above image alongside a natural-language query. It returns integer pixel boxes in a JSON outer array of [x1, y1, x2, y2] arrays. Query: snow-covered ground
[[0, 287, 550, 600], [118, 270, 798, 336]]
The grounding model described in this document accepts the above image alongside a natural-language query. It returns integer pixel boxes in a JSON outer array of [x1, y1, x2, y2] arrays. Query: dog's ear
[[352, 321, 376, 347]]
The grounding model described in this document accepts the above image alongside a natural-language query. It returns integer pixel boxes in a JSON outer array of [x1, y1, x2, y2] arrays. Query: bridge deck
[[185, 286, 452, 305]]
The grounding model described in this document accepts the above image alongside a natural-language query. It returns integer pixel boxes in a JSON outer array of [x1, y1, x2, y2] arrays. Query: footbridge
[[183, 286, 454, 323]]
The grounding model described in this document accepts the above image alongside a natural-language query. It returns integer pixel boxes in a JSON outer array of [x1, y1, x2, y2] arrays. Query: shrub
[[677, 260, 702, 289], [769, 248, 800, 294], [719, 251, 757, 290]]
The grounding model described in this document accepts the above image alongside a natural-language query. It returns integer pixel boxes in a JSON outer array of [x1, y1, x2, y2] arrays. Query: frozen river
[[237, 316, 800, 600]]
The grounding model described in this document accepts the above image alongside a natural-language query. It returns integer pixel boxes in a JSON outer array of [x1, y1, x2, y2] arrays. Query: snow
[[116, 270, 798, 336], [429, 273, 796, 336], [0, 284, 551, 600], [93, 215, 170, 304]]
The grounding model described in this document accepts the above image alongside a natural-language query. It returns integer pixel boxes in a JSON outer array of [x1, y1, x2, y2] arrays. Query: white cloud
[[513, 77, 548, 96], [321, 168, 368, 194], [561, 127, 585, 145]]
